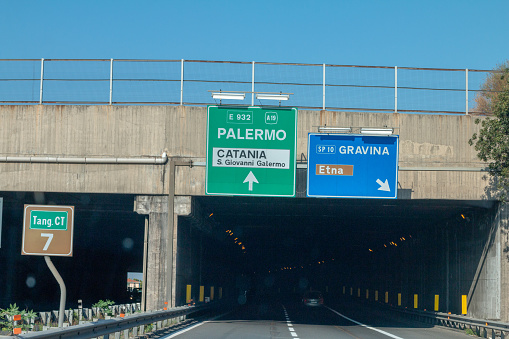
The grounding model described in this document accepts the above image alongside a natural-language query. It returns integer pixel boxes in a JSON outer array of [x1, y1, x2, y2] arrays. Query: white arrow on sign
[[243, 171, 259, 191], [376, 179, 391, 192]]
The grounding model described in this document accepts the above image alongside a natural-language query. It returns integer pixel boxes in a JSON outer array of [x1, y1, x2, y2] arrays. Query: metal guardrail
[[0, 59, 497, 115], [390, 305, 509, 338], [16, 304, 210, 339]]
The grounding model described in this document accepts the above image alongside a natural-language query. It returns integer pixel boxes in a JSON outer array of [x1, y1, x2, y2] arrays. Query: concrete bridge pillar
[[134, 195, 191, 311]]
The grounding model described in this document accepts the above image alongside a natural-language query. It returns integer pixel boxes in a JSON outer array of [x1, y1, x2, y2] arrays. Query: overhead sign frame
[[307, 133, 399, 199], [206, 106, 298, 197]]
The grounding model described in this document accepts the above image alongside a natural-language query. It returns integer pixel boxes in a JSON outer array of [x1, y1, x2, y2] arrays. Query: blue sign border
[[307, 133, 399, 199]]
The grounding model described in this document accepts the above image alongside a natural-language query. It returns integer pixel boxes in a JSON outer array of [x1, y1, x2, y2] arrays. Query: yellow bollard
[[357, 288, 361, 297], [199, 286, 204, 302], [343, 286, 345, 294], [366, 289, 369, 299], [434, 295, 439, 311], [385, 291, 388, 303], [398, 293, 401, 306], [350, 287, 353, 296], [210, 286, 214, 301], [462, 295, 467, 315], [375, 290, 378, 301], [414, 294, 418, 309], [186, 285, 192, 304]]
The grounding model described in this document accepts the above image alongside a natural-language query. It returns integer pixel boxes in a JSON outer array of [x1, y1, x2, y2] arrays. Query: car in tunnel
[[302, 291, 324, 307]]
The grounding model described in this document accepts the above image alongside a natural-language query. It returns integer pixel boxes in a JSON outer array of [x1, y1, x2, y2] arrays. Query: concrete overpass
[[0, 105, 507, 321]]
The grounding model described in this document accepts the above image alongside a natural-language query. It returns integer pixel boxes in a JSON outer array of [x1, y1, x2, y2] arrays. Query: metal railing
[[16, 303, 211, 339], [392, 305, 509, 338], [0, 59, 496, 114]]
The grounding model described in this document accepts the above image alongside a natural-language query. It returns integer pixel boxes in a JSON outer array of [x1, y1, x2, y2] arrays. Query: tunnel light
[[256, 93, 290, 101], [360, 128, 394, 136], [318, 127, 352, 133], [211, 92, 246, 100]]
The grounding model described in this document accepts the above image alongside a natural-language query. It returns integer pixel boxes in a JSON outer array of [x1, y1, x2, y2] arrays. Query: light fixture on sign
[[318, 127, 352, 133], [360, 128, 394, 136], [211, 92, 246, 100], [255, 93, 290, 101]]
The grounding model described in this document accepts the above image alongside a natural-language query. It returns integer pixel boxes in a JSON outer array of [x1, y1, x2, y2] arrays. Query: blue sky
[[1, 0, 507, 70]]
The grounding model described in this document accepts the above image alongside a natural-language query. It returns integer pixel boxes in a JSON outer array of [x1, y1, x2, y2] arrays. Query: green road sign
[[206, 106, 297, 196], [29, 210, 68, 230]]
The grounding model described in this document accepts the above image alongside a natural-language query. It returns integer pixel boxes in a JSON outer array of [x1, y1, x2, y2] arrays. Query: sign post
[[22, 204, 74, 328], [307, 133, 399, 199], [206, 106, 297, 197]]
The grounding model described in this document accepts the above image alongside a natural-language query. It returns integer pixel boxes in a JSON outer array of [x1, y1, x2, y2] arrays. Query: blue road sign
[[307, 133, 399, 199]]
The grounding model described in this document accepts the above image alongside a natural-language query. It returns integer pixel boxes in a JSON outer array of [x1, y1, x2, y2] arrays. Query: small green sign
[[206, 106, 297, 197], [29, 210, 68, 230]]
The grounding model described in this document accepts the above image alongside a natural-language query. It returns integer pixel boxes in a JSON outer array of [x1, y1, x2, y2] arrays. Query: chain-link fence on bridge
[[0, 59, 497, 114]]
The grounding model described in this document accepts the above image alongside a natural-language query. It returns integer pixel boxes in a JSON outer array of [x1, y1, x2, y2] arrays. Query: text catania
[[218, 128, 286, 141], [339, 145, 390, 155]]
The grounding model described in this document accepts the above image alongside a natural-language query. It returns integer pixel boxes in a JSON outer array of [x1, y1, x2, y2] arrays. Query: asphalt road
[[159, 296, 471, 339]]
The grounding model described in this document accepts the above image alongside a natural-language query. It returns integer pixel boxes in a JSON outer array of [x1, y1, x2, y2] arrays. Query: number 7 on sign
[[41, 233, 54, 251]]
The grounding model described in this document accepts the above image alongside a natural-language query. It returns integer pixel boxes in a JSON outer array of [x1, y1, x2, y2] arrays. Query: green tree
[[473, 61, 509, 115], [469, 64, 509, 200]]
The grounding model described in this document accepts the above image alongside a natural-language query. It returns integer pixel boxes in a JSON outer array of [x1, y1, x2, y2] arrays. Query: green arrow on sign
[[206, 106, 297, 197]]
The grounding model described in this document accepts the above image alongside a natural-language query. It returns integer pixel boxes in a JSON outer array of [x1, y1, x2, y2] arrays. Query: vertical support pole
[[141, 216, 149, 312], [446, 227, 450, 312], [322, 63, 326, 110], [465, 68, 469, 115], [385, 291, 388, 303], [44, 256, 66, 328], [366, 289, 369, 299], [219, 287, 222, 299], [210, 286, 214, 301], [109, 59, 113, 105], [434, 294, 439, 311], [375, 290, 378, 301], [251, 61, 255, 106], [168, 160, 176, 307], [398, 293, 401, 306], [394, 66, 398, 113], [414, 294, 418, 308], [39, 58, 44, 104], [180, 59, 184, 105]]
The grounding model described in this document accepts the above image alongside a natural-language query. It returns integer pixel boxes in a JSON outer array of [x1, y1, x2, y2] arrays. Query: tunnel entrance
[[177, 196, 496, 314], [0, 191, 498, 316], [0, 191, 146, 311]]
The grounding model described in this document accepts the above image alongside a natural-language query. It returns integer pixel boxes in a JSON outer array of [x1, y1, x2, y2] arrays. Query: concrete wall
[[0, 105, 487, 200]]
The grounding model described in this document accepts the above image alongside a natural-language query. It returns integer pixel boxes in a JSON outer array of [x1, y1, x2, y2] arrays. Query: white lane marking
[[162, 311, 231, 338], [283, 305, 299, 339], [325, 306, 404, 339]]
